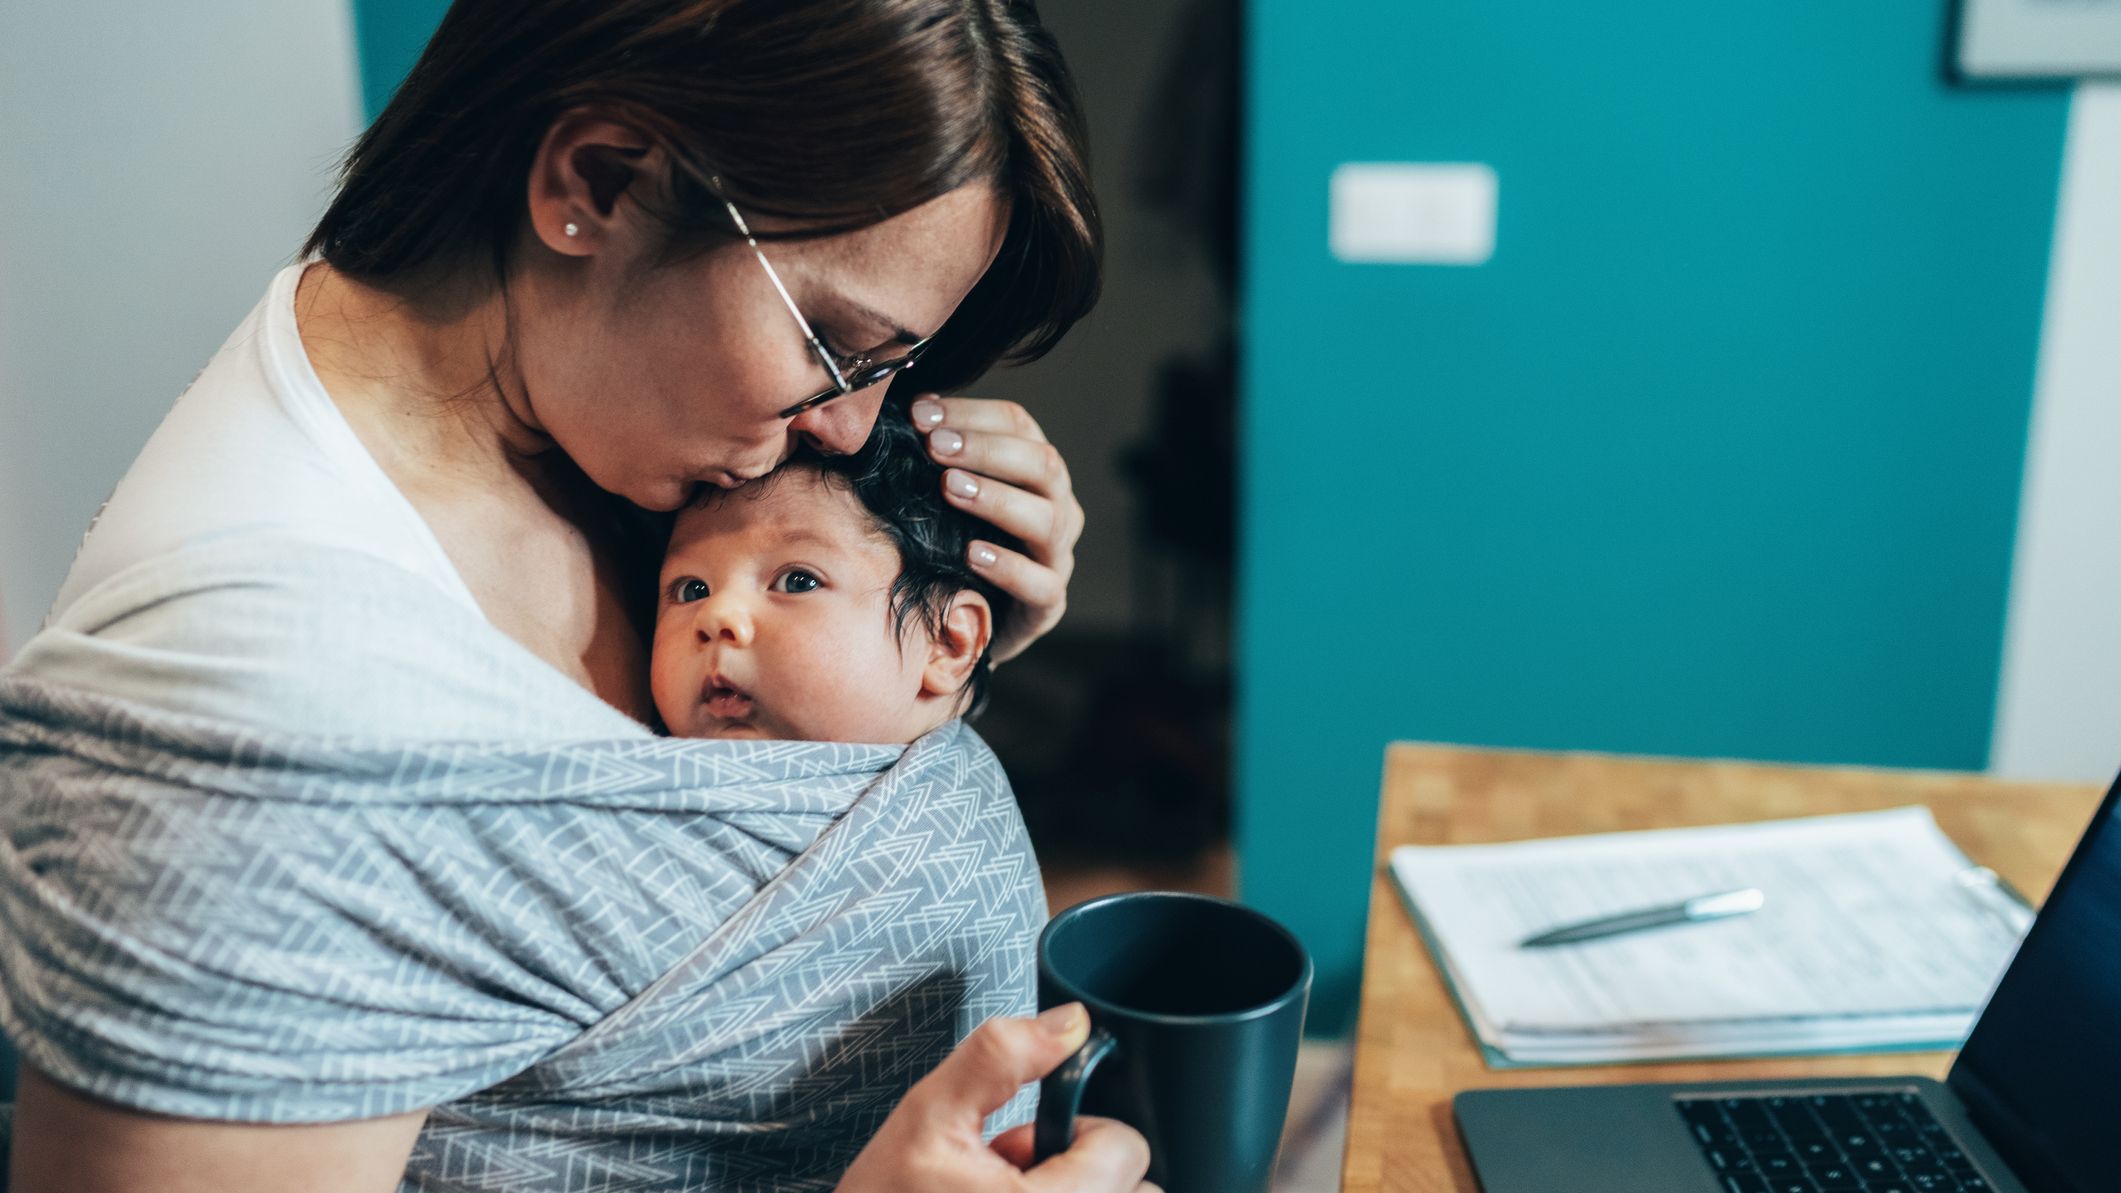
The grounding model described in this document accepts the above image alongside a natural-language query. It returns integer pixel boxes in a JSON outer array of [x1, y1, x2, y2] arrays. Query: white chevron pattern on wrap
[[0, 670, 1043, 1191]]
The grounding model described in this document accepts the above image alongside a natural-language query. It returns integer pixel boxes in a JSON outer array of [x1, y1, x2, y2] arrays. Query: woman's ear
[[921, 592, 994, 702], [526, 109, 662, 257]]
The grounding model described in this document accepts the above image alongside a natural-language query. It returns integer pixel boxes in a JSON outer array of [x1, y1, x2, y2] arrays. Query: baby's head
[[651, 407, 1017, 743]]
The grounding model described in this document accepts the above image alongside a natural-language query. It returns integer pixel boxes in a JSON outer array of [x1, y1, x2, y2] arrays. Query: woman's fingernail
[[911, 399, 946, 429], [947, 470, 980, 500], [1038, 1003, 1087, 1038], [970, 543, 998, 568], [930, 428, 964, 457]]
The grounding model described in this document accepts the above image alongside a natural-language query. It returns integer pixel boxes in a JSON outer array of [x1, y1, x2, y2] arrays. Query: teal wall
[[350, 0, 451, 119], [1240, 2, 2070, 1030]]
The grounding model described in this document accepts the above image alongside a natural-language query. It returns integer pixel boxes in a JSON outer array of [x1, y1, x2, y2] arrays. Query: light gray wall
[[1990, 84, 2121, 782], [0, 0, 364, 654]]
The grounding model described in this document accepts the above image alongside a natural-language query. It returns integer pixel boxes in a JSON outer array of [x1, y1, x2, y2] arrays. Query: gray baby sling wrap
[[0, 535, 1043, 1191]]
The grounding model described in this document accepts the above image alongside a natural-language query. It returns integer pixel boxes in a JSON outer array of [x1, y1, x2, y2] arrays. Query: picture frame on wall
[[1957, 0, 2121, 80]]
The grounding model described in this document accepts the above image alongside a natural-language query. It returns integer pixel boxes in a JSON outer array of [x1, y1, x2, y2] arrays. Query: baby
[[651, 406, 1016, 743], [644, 405, 1049, 1155]]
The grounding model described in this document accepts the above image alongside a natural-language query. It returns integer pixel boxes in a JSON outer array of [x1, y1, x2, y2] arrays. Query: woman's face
[[512, 182, 1007, 512]]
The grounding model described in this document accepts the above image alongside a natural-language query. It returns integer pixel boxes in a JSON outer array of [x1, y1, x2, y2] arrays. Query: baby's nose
[[696, 595, 755, 647]]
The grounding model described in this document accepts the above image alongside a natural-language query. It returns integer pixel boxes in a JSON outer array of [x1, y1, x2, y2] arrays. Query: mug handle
[[1033, 1024, 1118, 1163]]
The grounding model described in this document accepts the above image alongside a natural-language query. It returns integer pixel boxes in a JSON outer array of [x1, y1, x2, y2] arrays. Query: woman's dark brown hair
[[305, 0, 1100, 392]]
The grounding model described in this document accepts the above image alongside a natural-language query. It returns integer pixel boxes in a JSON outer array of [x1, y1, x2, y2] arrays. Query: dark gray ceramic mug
[[1033, 891, 1312, 1193]]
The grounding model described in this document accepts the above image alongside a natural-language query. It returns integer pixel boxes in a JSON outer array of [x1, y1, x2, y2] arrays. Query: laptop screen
[[1949, 770, 2121, 1193]]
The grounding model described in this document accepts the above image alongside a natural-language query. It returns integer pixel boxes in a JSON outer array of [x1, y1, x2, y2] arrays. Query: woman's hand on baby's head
[[910, 395, 1084, 664]]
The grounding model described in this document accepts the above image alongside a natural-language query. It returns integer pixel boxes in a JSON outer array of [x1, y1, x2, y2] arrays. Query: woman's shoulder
[[14, 529, 647, 741], [54, 262, 474, 624]]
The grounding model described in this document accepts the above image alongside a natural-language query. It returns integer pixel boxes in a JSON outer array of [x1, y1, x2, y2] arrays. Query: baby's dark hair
[[705, 402, 1020, 718]]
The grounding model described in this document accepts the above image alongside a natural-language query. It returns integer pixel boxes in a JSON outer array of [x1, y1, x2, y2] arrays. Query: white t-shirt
[[24, 263, 649, 741], [54, 262, 482, 622]]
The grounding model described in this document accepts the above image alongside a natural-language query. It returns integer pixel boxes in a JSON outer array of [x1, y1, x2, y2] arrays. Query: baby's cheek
[[646, 625, 695, 729], [779, 640, 872, 735]]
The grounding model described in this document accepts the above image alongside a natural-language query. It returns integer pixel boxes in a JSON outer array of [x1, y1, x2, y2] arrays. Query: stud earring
[[563, 222, 580, 238]]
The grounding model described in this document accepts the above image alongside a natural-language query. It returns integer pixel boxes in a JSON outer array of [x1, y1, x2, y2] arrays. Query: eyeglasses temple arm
[[722, 199, 850, 393]]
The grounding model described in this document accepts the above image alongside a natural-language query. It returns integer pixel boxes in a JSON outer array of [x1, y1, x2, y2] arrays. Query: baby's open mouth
[[702, 679, 755, 721]]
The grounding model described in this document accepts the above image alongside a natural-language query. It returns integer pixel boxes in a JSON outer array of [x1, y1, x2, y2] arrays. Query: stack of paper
[[1388, 807, 2034, 1067]]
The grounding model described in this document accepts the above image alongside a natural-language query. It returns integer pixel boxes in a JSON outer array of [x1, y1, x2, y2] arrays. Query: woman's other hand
[[835, 1005, 1158, 1193], [910, 396, 1085, 663]]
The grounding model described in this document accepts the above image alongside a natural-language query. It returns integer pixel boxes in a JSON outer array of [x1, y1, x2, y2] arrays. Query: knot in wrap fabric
[[0, 534, 1044, 1191]]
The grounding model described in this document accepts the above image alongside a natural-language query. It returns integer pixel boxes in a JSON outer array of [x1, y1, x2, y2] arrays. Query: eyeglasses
[[720, 197, 933, 420]]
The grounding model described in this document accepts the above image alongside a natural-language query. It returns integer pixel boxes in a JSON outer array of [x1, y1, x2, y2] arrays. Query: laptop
[[1454, 767, 2121, 1193]]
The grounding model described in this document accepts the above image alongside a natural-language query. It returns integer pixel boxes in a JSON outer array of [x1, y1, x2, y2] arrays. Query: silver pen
[[1517, 888, 1766, 948]]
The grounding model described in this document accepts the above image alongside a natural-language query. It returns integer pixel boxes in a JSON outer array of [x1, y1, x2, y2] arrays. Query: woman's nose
[[789, 388, 889, 456], [695, 594, 755, 647]]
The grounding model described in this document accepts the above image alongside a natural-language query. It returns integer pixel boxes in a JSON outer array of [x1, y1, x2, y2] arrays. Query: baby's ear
[[921, 591, 993, 700]]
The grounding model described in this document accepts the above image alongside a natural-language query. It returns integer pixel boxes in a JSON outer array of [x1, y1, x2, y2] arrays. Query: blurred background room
[[4, 2, 2120, 1188]]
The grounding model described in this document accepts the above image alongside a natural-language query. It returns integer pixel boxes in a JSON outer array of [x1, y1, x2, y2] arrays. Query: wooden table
[[1340, 744, 2105, 1193]]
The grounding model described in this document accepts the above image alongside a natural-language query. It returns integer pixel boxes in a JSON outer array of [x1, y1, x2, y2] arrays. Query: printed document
[[1389, 807, 2032, 1065]]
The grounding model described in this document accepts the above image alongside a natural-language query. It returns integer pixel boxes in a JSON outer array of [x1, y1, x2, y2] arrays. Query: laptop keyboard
[[1675, 1092, 1995, 1193]]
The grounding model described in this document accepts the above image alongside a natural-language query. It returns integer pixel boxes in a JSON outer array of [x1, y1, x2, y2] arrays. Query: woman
[[0, 1, 1153, 1189]]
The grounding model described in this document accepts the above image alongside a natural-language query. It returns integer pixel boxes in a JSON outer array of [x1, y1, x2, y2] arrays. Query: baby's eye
[[773, 569, 822, 594], [671, 577, 710, 604]]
